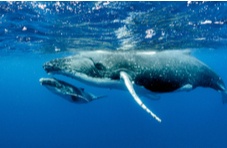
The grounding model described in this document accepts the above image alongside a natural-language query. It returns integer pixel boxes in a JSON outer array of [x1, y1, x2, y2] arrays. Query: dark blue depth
[[0, 2, 227, 148]]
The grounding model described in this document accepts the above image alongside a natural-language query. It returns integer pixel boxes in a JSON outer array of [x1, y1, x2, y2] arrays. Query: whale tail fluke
[[221, 91, 227, 104]]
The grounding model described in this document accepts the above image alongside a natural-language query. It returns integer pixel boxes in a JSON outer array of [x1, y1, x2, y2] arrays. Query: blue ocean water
[[1, 1, 227, 147]]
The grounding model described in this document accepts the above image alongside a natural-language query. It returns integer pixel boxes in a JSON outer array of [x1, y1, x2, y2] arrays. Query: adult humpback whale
[[39, 77, 105, 103], [43, 50, 227, 122]]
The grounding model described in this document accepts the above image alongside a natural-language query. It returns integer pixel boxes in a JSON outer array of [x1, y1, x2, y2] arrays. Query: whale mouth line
[[39, 77, 57, 87], [41, 66, 122, 91]]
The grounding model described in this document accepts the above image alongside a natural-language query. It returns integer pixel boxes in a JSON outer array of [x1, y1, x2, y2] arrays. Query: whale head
[[43, 55, 104, 78], [39, 77, 95, 103], [42, 52, 127, 88], [39, 77, 73, 95]]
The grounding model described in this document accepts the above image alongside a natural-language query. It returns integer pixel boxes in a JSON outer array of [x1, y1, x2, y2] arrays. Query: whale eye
[[95, 63, 106, 70]]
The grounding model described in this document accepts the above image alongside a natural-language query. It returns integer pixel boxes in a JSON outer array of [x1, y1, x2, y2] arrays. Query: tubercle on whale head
[[43, 59, 65, 74], [43, 64, 58, 74]]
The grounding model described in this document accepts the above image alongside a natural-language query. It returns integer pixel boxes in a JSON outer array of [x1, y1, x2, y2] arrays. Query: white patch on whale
[[177, 84, 193, 92], [120, 71, 161, 123]]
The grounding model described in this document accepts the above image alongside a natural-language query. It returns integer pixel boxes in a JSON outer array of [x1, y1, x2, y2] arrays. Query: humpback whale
[[42, 50, 227, 122], [39, 77, 105, 103]]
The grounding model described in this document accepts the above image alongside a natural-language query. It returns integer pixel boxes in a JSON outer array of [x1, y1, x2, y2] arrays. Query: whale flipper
[[120, 71, 161, 123], [91, 94, 107, 100], [71, 94, 90, 103]]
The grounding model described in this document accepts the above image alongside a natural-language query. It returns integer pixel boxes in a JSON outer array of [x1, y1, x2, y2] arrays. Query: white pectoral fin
[[120, 71, 161, 123]]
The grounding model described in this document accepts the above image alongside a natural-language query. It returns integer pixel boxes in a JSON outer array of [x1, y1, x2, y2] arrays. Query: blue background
[[1, 2, 227, 147]]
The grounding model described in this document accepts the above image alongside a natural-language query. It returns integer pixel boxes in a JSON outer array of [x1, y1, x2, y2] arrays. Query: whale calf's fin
[[71, 94, 90, 103], [221, 91, 227, 104], [120, 71, 161, 123], [93, 95, 107, 100]]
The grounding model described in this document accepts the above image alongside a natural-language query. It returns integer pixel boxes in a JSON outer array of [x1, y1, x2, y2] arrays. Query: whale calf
[[42, 50, 227, 122], [39, 77, 105, 103]]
